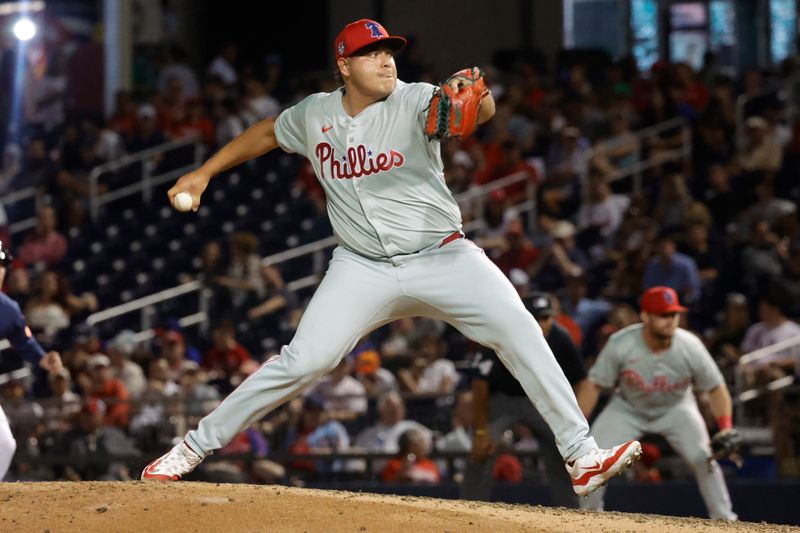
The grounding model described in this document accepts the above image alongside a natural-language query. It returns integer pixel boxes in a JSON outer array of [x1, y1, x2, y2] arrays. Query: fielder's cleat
[[141, 440, 204, 481], [566, 440, 642, 497]]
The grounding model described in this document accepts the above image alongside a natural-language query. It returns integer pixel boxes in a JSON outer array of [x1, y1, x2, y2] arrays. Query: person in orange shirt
[[382, 428, 440, 484], [87, 354, 130, 428]]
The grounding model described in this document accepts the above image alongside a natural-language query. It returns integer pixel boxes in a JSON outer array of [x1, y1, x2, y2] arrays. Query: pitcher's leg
[[403, 240, 594, 462], [0, 407, 16, 480], [654, 402, 737, 521], [187, 249, 406, 455]]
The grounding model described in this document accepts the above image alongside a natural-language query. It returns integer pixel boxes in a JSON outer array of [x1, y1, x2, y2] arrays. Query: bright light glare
[[12, 18, 36, 41]]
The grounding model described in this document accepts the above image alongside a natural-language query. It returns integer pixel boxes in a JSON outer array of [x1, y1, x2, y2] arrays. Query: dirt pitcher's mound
[[0, 482, 796, 532]]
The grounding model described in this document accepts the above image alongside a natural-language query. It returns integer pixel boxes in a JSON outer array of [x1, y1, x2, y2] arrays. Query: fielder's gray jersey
[[589, 324, 724, 417], [274, 81, 463, 260]]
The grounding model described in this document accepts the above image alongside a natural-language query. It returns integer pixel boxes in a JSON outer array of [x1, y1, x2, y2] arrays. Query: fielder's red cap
[[640, 286, 688, 314], [334, 19, 406, 59]]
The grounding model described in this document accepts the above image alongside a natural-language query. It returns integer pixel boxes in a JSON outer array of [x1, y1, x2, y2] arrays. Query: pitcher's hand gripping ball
[[424, 67, 489, 141]]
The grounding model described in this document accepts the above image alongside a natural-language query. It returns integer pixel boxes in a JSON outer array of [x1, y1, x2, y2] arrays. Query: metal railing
[[4, 186, 40, 235], [734, 334, 800, 424], [84, 171, 539, 334], [582, 116, 691, 201], [87, 137, 205, 221]]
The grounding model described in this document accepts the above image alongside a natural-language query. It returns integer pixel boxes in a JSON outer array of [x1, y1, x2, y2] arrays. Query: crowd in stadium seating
[[1, 37, 800, 483]]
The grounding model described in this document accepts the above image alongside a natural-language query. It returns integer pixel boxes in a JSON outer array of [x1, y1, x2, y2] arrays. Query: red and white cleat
[[567, 440, 642, 497], [141, 441, 204, 481]]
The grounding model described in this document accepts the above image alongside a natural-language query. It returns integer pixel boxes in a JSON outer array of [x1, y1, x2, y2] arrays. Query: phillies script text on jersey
[[620, 369, 691, 393], [315, 142, 405, 179]]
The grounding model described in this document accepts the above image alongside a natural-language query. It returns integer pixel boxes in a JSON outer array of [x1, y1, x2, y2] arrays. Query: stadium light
[[12, 17, 36, 41]]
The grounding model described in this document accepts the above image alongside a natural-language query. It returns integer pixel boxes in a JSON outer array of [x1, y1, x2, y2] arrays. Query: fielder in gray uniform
[[577, 286, 737, 520], [142, 18, 641, 493]]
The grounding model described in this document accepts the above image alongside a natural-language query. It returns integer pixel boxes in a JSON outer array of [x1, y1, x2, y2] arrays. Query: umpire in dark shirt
[[461, 292, 588, 508]]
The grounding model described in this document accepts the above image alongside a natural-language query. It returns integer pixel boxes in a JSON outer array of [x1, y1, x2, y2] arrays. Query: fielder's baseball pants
[[580, 395, 737, 520], [186, 239, 597, 463]]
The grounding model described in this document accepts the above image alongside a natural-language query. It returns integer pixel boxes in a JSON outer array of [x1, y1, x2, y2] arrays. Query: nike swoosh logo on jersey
[[322, 125, 333, 133]]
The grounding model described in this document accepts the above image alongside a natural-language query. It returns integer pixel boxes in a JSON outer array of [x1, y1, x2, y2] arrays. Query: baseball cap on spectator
[[163, 330, 184, 345], [88, 353, 111, 369], [303, 394, 325, 412], [179, 359, 200, 376], [525, 292, 555, 319], [107, 330, 138, 357], [138, 104, 157, 120], [334, 19, 406, 59], [355, 350, 381, 375], [551, 220, 576, 240], [640, 286, 687, 314], [73, 323, 99, 344]]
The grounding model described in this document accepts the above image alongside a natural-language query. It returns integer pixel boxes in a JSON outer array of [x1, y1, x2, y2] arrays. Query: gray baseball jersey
[[275, 81, 462, 260], [589, 323, 724, 417]]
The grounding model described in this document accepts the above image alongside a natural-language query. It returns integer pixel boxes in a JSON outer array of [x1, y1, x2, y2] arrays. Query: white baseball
[[173, 192, 194, 212]]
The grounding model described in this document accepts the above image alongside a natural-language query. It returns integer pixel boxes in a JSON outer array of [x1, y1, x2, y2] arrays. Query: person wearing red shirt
[[17, 206, 67, 268], [87, 354, 130, 428], [474, 140, 539, 204], [202, 321, 252, 378], [493, 218, 541, 277], [382, 428, 440, 484]]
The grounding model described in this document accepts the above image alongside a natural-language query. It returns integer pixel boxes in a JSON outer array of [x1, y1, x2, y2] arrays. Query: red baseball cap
[[640, 286, 688, 314], [334, 19, 406, 59]]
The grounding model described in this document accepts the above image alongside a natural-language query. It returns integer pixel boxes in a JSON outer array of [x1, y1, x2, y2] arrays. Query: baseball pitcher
[[142, 19, 641, 493]]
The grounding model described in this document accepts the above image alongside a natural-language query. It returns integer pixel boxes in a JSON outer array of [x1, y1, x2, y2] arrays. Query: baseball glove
[[424, 67, 489, 142], [710, 428, 743, 461]]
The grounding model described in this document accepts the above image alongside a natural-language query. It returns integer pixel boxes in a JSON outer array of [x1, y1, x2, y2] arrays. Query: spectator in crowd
[[17, 206, 68, 268], [576, 173, 630, 240], [435, 391, 473, 477], [398, 334, 460, 395], [106, 330, 146, 400], [240, 79, 280, 126], [202, 321, 252, 383], [354, 392, 433, 472], [305, 357, 367, 421], [214, 98, 245, 147], [25, 271, 72, 347], [702, 163, 741, 234], [285, 395, 350, 476], [740, 290, 800, 382], [178, 360, 220, 419], [43, 368, 81, 434], [247, 264, 297, 325], [738, 116, 783, 174], [157, 46, 200, 98], [739, 219, 785, 295], [60, 398, 139, 481], [778, 241, 800, 317], [740, 181, 797, 230], [86, 353, 130, 429], [382, 428, 440, 484], [705, 293, 751, 381], [207, 44, 238, 86], [126, 104, 166, 153], [492, 218, 541, 277], [4, 265, 31, 309], [535, 220, 589, 290], [353, 349, 399, 397], [218, 231, 264, 311], [642, 231, 701, 305]]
